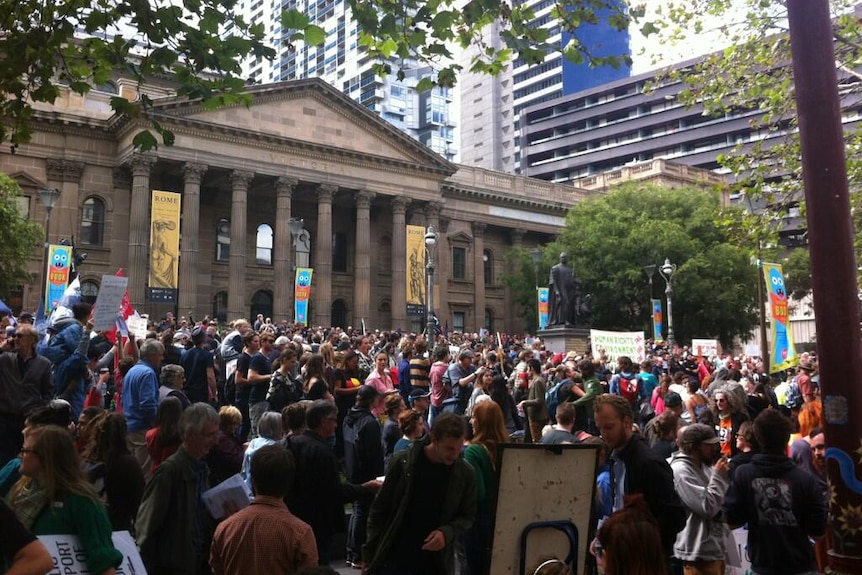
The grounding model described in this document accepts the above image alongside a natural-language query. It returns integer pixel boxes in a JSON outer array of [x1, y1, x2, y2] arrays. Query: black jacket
[[723, 453, 827, 574], [615, 435, 687, 557], [286, 431, 365, 541], [343, 406, 384, 484]]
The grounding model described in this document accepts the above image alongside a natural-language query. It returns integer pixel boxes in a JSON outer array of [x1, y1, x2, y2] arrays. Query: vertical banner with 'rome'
[[294, 268, 313, 325], [537, 288, 549, 330], [45, 244, 73, 310], [762, 262, 798, 373], [406, 225, 426, 316], [147, 190, 181, 303]]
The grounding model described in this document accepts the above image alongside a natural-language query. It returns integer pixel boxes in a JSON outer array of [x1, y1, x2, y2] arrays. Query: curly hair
[[85, 412, 131, 465]]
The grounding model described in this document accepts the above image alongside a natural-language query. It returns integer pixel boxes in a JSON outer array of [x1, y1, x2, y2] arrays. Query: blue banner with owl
[[45, 244, 73, 310], [762, 262, 799, 373], [537, 288, 549, 330], [294, 268, 313, 325]]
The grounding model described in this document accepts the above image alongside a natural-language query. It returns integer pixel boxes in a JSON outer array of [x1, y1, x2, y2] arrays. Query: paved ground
[[332, 560, 359, 574]]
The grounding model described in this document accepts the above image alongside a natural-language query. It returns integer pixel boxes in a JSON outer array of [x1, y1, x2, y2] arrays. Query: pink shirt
[[365, 369, 394, 417], [429, 361, 450, 408]]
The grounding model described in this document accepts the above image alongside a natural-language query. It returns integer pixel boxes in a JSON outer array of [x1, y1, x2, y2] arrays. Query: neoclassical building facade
[[2, 78, 592, 333]]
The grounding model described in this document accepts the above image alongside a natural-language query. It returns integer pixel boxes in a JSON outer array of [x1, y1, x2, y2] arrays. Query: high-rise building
[[459, 0, 631, 172], [235, 0, 456, 160]]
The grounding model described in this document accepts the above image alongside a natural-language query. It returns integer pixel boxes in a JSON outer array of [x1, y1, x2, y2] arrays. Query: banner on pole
[[537, 288, 549, 330], [590, 329, 646, 363], [147, 190, 181, 303], [651, 298, 663, 342], [45, 244, 73, 310], [762, 262, 799, 373], [406, 225, 426, 316], [92, 275, 129, 331], [294, 268, 313, 325]]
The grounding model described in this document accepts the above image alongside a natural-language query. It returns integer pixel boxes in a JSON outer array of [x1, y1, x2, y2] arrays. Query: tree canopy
[[549, 182, 758, 348], [0, 174, 43, 299]]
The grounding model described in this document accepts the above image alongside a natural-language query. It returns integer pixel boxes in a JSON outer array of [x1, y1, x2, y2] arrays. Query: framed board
[[488, 443, 599, 575]]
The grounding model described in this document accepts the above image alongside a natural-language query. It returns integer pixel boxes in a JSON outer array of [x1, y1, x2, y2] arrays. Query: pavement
[[332, 560, 360, 574]]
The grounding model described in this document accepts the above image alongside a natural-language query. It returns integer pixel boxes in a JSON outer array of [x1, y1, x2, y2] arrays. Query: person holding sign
[[4, 425, 122, 574]]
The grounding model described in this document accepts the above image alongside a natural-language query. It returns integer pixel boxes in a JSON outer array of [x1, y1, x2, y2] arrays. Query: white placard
[[589, 329, 646, 362], [39, 530, 147, 575], [125, 315, 148, 341], [92, 275, 129, 331], [744, 344, 761, 358], [202, 473, 252, 519], [691, 338, 720, 358]]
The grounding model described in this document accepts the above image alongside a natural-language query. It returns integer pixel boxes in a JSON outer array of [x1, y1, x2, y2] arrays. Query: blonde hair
[[12, 426, 100, 505]]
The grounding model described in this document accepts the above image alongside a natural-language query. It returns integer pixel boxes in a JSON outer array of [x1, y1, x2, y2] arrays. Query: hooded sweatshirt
[[669, 451, 731, 562], [722, 453, 827, 574], [343, 406, 384, 484]]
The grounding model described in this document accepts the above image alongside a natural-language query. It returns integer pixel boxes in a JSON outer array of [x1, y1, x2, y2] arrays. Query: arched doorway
[[250, 290, 273, 322], [331, 299, 348, 329]]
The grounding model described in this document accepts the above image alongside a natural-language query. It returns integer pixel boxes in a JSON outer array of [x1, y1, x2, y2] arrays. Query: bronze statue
[[548, 252, 577, 327]]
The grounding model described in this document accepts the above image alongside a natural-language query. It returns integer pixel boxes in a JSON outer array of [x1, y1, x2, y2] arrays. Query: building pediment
[[448, 230, 474, 244], [147, 78, 454, 175]]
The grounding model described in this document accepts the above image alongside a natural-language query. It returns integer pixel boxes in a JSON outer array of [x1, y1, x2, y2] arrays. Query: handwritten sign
[[92, 275, 129, 331], [39, 531, 147, 574]]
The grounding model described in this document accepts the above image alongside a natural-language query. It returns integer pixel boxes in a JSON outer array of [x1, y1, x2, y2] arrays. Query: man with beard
[[670, 424, 732, 575]]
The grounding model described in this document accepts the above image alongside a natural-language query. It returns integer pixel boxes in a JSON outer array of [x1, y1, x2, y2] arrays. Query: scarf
[[12, 480, 49, 530]]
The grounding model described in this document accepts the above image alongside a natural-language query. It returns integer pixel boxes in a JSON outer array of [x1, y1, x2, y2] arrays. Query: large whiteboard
[[489, 443, 599, 575]]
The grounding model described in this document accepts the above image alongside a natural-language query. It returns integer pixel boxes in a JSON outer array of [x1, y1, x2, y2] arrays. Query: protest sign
[[39, 531, 146, 575], [92, 275, 129, 331], [691, 338, 720, 358], [590, 329, 646, 363]]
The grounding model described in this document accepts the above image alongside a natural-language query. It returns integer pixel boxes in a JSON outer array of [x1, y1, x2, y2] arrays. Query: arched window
[[484, 308, 494, 333], [216, 218, 230, 262], [80, 197, 105, 246], [256, 223, 273, 265], [213, 291, 228, 322], [332, 299, 348, 328], [80, 280, 99, 305], [333, 232, 348, 272], [251, 290, 273, 320], [483, 249, 494, 285]]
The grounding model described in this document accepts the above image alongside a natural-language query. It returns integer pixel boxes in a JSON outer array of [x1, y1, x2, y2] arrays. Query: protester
[[206, 405, 244, 487], [594, 494, 669, 575], [0, 324, 53, 466], [241, 411, 283, 490], [365, 352, 395, 418], [158, 364, 191, 409], [3, 425, 122, 575], [343, 385, 385, 567], [146, 395, 184, 473], [669, 424, 731, 575], [363, 413, 477, 575], [286, 400, 380, 565], [519, 358, 548, 443], [210, 445, 318, 574], [382, 393, 405, 468], [444, 349, 482, 417], [393, 409, 425, 455], [429, 345, 452, 425], [136, 403, 220, 575], [723, 409, 827, 575], [181, 326, 218, 404], [593, 394, 686, 564], [0, 498, 54, 575], [541, 402, 579, 444], [84, 412, 145, 532], [123, 339, 165, 474], [464, 401, 508, 575]]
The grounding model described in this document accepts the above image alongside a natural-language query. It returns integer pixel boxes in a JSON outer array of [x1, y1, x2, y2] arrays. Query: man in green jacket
[[136, 403, 219, 575], [362, 412, 476, 575]]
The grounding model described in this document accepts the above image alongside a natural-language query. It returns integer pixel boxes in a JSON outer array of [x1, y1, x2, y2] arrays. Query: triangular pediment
[[151, 78, 453, 173], [448, 230, 474, 244], [9, 171, 47, 190]]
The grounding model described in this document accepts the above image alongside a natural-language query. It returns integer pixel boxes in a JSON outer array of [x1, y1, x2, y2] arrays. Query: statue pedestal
[[537, 326, 591, 355]]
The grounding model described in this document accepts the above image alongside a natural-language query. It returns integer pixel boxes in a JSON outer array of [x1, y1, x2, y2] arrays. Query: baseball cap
[[679, 423, 720, 446], [664, 392, 683, 408], [409, 388, 431, 401]]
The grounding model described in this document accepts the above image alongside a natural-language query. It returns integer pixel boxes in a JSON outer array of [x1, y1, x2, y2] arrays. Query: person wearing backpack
[[609, 356, 643, 414], [545, 364, 573, 423]]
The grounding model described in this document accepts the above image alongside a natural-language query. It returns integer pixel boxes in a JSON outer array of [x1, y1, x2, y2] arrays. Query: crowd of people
[[0, 306, 830, 575]]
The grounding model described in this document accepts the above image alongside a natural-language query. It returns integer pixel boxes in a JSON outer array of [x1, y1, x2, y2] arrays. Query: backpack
[[618, 374, 640, 404], [545, 379, 569, 422]]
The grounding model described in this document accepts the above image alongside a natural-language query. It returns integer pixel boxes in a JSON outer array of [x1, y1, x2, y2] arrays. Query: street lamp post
[[424, 226, 438, 344], [659, 258, 677, 348], [38, 187, 62, 309]]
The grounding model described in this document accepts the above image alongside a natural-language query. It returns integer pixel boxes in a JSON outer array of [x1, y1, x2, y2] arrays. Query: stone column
[[179, 162, 207, 319], [433, 208, 449, 323], [472, 222, 487, 332], [110, 168, 132, 272], [274, 177, 297, 322], [228, 170, 254, 320], [353, 190, 375, 326], [127, 154, 156, 309], [505, 228, 526, 333], [390, 196, 411, 330], [314, 184, 336, 327]]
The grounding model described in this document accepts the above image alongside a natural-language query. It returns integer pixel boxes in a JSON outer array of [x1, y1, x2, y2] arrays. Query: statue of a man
[[547, 252, 578, 327]]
